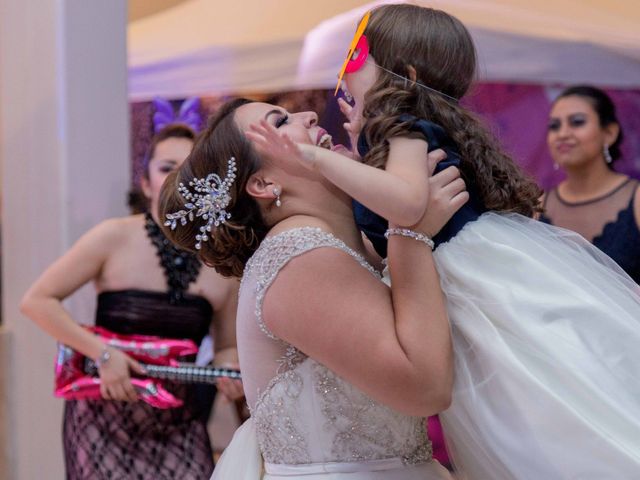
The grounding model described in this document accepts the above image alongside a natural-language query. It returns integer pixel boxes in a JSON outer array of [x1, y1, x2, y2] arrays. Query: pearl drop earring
[[273, 187, 282, 207]]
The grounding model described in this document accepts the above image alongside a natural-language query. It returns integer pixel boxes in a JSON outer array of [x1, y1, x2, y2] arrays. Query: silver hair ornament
[[164, 157, 237, 250]]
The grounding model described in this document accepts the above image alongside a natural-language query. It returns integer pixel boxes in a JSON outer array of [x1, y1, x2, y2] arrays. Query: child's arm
[[302, 137, 428, 226], [247, 120, 430, 227]]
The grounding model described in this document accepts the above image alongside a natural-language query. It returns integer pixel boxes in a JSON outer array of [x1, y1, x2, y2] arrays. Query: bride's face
[[234, 102, 333, 152], [234, 101, 349, 208]]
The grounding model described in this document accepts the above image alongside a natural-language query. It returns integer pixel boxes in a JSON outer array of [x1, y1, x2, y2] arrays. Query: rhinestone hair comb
[[165, 157, 237, 250]]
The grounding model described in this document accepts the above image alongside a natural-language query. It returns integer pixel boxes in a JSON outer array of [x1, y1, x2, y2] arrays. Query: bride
[[159, 98, 466, 479]]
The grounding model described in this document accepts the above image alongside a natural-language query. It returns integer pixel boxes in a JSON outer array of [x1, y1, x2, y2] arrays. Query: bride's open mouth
[[315, 127, 351, 157], [316, 129, 333, 150]]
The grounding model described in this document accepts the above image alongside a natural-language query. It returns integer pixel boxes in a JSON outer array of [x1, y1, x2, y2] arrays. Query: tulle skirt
[[434, 213, 640, 479]]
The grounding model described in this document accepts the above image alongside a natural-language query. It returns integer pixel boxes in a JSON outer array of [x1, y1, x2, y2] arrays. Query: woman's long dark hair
[[361, 4, 541, 215]]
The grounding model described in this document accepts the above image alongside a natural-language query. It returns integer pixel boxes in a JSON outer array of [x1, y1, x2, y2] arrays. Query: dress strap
[[242, 227, 380, 341]]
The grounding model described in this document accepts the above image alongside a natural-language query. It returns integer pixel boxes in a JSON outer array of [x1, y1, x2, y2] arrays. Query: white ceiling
[[128, 0, 640, 99]]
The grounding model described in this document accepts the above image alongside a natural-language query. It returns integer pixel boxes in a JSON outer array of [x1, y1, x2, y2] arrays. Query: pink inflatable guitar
[[54, 326, 241, 409]]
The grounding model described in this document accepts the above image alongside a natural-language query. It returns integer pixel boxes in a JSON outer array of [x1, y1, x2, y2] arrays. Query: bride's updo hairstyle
[[159, 98, 268, 278]]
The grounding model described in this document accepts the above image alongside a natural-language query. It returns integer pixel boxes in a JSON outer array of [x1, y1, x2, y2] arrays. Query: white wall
[[0, 1, 129, 478]]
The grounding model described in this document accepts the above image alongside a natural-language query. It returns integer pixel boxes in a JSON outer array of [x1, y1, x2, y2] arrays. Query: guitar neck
[[142, 363, 241, 385], [84, 359, 241, 385]]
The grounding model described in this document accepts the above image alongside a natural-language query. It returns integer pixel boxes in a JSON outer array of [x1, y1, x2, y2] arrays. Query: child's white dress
[[432, 212, 640, 479]]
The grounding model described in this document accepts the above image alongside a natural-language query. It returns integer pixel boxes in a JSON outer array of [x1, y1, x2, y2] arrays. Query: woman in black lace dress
[[20, 125, 241, 479], [541, 85, 640, 283]]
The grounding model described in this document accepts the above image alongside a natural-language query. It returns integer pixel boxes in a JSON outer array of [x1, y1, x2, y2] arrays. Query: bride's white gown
[[212, 228, 452, 479], [213, 217, 640, 479]]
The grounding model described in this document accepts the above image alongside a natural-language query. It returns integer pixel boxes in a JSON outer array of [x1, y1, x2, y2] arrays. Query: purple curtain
[[130, 84, 640, 193]]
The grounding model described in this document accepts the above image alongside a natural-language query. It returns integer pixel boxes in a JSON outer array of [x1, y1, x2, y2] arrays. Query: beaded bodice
[[236, 227, 433, 466]]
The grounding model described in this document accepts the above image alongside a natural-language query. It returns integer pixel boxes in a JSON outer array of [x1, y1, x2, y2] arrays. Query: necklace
[[144, 213, 202, 304]]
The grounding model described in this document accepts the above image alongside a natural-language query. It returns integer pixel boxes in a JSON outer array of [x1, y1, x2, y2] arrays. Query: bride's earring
[[273, 187, 282, 207], [553, 162, 560, 171], [603, 144, 613, 164]]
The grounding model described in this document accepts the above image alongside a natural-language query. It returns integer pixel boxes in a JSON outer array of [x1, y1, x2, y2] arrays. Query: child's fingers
[[426, 149, 447, 175], [442, 177, 466, 198], [430, 165, 460, 188], [259, 120, 290, 145], [343, 122, 355, 135], [247, 128, 271, 147], [249, 121, 279, 143], [338, 97, 353, 117], [283, 135, 302, 154], [244, 131, 266, 145], [450, 191, 470, 210], [248, 122, 268, 135], [281, 132, 294, 146], [260, 119, 280, 137]]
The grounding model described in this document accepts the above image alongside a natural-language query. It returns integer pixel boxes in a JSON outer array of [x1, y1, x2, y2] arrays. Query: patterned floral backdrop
[[130, 84, 640, 212]]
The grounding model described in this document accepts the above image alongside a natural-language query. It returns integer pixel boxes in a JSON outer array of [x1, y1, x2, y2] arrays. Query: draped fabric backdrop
[[130, 84, 640, 205]]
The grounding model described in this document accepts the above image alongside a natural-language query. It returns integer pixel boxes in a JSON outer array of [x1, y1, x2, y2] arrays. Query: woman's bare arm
[[20, 218, 144, 401], [301, 137, 429, 226], [20, 219, 121, 360], [263, 237, 450, 417]]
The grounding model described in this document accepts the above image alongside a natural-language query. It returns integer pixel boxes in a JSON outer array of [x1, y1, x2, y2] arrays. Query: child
[[247, 4, 640, 478]]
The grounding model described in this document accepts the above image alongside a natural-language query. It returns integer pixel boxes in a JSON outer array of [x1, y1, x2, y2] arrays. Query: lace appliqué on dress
[[251, 351, 310, 464], [313, 363, 433, 466], [242, 227, 380, 341]]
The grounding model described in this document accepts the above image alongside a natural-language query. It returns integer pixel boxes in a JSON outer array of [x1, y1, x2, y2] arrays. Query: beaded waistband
[[265, 457, 419, 475]]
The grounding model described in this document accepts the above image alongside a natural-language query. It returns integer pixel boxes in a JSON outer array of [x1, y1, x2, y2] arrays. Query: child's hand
[[411, 149, 469, 238], [338, 97, 363, 157], [246, 119, 316, 170]]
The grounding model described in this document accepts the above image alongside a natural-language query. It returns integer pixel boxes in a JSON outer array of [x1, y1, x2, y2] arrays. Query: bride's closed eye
[[275, 114, 289, 128]]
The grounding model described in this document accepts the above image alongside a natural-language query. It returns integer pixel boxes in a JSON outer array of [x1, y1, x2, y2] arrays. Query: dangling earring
[[273, 187, 282, 207], [553, 162, 560, 171], [603, 144, 613, 164]]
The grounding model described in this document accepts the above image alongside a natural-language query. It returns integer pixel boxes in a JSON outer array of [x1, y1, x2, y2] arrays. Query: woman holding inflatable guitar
[[20, 123, 241, 480]]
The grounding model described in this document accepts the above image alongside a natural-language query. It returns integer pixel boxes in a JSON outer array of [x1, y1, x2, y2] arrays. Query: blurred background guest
[[20, 124, 241, 479], [540, 85, 639, 283]]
